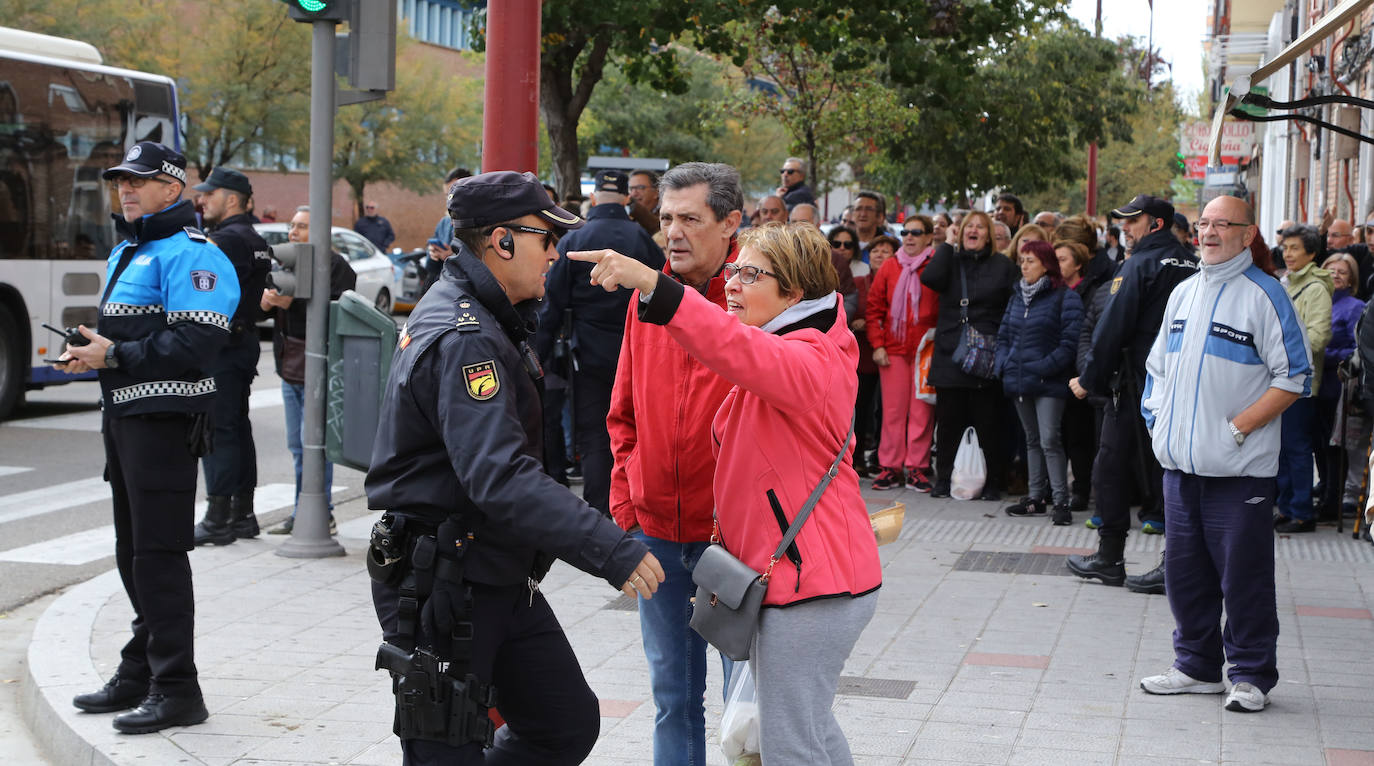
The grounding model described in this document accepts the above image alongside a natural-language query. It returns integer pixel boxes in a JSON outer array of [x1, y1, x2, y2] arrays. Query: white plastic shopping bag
[[720, 662, 761, 764], [950, 426, 986, 500]]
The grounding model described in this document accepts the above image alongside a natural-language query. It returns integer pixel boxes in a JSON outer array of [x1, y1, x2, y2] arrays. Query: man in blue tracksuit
[[1137, 195, 1309, 714], [57, 142, 239, 734]]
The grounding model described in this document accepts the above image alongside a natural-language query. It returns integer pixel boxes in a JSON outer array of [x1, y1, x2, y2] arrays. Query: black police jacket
[[534, 203, 666, 373], [1080, 228, 1199, 395], [365, 250, 649, 589], [208, 213, 271, 335]]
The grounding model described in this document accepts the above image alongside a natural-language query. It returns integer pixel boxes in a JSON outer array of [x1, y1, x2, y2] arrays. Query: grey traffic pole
[[280, 16, 345, 558]]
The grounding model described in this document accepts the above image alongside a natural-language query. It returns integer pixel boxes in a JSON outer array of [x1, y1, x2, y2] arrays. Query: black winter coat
[[920, 243, 1018, 388], [995, 284, 1083, 399]]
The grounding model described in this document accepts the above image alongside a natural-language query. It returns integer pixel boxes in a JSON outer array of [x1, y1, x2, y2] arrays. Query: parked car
[[392, 248, 427, 312], [253, 223, 401, 314]]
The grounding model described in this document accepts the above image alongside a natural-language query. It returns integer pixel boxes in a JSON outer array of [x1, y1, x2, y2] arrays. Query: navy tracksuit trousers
[[1162, 470, 1280, 693]]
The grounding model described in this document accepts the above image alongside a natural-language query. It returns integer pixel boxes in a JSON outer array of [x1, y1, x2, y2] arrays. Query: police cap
[[102, 141, 188, 185], [447, 171, 584, 231], [193, 167, 253, 197], [593, 169, 629, 196], [1109, 194, 1174, 222]]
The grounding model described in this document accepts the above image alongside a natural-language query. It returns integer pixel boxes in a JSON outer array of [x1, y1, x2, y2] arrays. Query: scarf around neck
[[888, 245, 933, 342], [1018, 275, 1051, 306]]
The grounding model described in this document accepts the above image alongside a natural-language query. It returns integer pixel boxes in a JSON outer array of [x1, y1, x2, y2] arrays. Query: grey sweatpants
[[749, 591, 878, 766]]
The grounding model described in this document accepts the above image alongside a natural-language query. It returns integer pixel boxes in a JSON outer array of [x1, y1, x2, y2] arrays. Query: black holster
[[375, 643, 496, 748], [187, 411, 214, 457]]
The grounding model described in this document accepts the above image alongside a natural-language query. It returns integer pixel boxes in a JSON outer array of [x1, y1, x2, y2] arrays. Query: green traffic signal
[[280, 0, 349, 21], [297, 0, 327, 10]]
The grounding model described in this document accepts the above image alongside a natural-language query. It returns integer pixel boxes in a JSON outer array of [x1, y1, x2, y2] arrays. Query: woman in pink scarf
[[865, 215, 940, 490]]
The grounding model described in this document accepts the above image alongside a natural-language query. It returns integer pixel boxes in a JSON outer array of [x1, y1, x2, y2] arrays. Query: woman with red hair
[[994, 240, 1084, 524]]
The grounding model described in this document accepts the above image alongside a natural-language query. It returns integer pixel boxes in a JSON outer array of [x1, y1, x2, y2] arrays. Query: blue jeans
[[1276, 396, 1315, 521], [282, 381, 333, 513], [634, 533, 732, 766]]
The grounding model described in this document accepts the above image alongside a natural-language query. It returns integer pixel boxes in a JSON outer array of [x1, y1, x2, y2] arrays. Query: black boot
[[1125, 554, 1166, 594], [229, 490, 259, 539], [112, 692, 208, 734], [193, 496, 235, 546], [73, 671, 148, 713], [1066, 537, 1126, 586]]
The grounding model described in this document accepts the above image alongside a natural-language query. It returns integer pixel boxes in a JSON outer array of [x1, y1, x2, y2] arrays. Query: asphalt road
[[0, 341, 371, 612]]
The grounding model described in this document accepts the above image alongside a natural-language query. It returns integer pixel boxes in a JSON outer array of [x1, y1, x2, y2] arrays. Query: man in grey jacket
[[1137, 195, 1310, 714]]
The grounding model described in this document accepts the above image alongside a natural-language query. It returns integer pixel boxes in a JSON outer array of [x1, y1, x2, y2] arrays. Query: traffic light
[[1175, 152, 1187, 172], [282, 0, 350, 22], [267, 243, 314, 299]]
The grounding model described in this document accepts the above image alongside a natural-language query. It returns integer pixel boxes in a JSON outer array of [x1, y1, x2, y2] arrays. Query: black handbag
[[689, 417, 855, 661], [951, 263, 997, 379]]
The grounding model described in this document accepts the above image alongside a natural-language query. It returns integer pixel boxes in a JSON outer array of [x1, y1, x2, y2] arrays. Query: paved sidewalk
[[21, 489, 1374, 765]]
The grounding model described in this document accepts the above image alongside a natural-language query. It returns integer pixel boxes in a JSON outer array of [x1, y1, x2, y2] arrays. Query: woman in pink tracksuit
[[572, 222, 882, 766]]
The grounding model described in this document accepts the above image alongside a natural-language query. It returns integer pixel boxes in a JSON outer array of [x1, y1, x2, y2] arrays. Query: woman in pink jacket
[[572, 222, 882, 766]]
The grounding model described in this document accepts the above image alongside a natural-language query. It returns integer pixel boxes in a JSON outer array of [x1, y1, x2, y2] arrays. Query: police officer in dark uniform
[[58, 142, 238, 734], [190, 167, 271, 546], [534, 169, 665, 513], [1067, 194, 1199, 590], [366, 171, 664, 764]]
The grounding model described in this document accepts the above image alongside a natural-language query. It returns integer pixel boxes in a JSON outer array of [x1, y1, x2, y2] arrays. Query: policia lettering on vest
[[364, 171, 664, 764]]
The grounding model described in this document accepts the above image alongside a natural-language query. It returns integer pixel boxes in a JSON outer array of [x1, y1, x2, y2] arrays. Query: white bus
[[0, 27, 181, 419]]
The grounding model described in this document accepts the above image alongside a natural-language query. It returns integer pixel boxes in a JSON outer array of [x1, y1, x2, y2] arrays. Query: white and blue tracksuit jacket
[[1141, 248, 1312, 479], [99, 200, 239, 417]]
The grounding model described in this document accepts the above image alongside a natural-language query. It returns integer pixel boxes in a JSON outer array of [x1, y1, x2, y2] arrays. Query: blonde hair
[[736, 222, 838, 300], [1053, 240, 1092, 270], [1322, 252, 1360, 288], [959, 211, 996, 253], [1006, 223, 1049, 259], [1053, 215, 1099, 252]]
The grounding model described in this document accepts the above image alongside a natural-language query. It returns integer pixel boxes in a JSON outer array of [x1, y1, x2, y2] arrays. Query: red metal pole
[[1087, 143, 1099, 218], [482, 0, 542, 173]]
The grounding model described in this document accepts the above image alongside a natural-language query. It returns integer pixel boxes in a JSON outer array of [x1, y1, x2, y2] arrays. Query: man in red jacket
[[607, 162, 742, 766]]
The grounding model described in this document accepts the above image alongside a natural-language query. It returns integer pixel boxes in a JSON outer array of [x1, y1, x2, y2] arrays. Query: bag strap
[[763, 414, 855, 580], [958, 262, 970, 323]]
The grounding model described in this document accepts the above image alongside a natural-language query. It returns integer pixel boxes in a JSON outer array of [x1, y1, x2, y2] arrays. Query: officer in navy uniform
[[366, 171, 664, 764], [57, 142, 239, 734], [1067, 194, 1199, 591], [534, 169, 665, 513], [190, 167, 271, 546]]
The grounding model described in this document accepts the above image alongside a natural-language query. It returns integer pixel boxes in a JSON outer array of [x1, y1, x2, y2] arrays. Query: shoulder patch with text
[[1110, 276, 1123, 295], [463, 361, 499, 400], [190, 270, 218, 292]]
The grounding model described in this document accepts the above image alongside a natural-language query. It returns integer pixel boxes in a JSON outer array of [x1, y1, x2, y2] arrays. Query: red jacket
[[607, 246, 738, 542], [865, 255, 939, 358], [647, 282, 882, 606]]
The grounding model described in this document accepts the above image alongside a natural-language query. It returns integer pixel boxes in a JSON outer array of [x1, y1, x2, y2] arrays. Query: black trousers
[[1092, 387, 1163, 543], [371, 578, 600, 765], [855, 371, 880, 455], [202, 337, 259, 497], [1314, 394, 1341, 512], [106, 414, 200, 696], [572, 365, 614, 515], [1062, 395, 1098, 501], [540, 383, 570, 485], [934, 385, 1008, 490]]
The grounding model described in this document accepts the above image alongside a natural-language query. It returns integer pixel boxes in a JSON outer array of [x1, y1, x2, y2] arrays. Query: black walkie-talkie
[[43, 322, 90, 348]]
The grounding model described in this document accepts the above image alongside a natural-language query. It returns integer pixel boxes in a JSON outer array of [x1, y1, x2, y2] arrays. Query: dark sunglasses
[[490, 223, 560, 251], [902, 228, 926, 236], [829, 239, 856, 250], [780, 168, 800, 175]]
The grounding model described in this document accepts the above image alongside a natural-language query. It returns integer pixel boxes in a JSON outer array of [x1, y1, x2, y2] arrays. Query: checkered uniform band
[[104, 302, 164, 316], [162, 161, 187, 183], [167, 309, 230, 331], [110, 377, 217, 404]]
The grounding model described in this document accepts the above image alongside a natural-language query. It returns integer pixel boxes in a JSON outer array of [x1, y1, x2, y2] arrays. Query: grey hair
[[659, 162, 743, 223], [295, 205, 310, 214], [1279, 224, 1323, 256], [784, 156, 807, 173]]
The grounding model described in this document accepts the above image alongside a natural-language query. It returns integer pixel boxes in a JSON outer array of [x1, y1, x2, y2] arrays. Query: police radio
[[43, 322, 91, 349]]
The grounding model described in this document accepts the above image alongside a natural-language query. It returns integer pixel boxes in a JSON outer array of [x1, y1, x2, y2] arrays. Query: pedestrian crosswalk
[[0, 481, 344, 566], [2, 386, 284, 432]]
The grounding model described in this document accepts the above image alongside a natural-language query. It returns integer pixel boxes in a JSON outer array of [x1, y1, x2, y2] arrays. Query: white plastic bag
[[950, 426, 986, 500], [720, 662, 761, 764]]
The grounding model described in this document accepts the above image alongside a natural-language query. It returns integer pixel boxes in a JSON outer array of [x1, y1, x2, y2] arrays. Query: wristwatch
[[104, 343, 120, 370], [1227, 420, 1245, 446]]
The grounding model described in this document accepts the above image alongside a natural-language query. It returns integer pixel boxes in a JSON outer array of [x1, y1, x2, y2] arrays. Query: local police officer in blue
[[190, 167, 271, 546], [366, 171, 664, 764], [534, 169, 664, 513], [56, 141, 238, 734]]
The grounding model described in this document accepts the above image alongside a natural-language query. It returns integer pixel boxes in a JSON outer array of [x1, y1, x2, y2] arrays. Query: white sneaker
[[1139, 667, 1226, 695], [1225, 682, 1269, 712]]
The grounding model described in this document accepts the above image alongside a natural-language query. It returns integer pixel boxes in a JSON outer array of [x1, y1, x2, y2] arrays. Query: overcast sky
[[1067, 0, 1208, 110]]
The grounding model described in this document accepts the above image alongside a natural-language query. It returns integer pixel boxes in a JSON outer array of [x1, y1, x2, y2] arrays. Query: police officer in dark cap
[[366, 170, 665, 764], [58, 141, 238, 733], [190, 167, 272, 546], [534, 169, 664, 513], [1068, 193, 1198, 593]]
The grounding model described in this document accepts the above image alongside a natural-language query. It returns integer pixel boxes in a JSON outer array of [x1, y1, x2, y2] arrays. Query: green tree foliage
[[1021, 81, 1186, 216], [578, 56, 728, 169], [877, 22, 1143, 205], [333, 40, 483, 218]]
